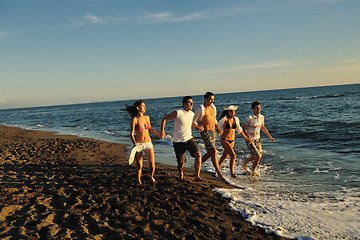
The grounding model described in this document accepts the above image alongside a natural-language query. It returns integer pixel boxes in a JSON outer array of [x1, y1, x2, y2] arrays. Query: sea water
[[1, 84, 359, 239]]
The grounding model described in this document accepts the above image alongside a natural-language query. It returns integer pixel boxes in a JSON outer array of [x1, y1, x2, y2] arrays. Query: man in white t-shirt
[[242, 101, 274, 176], [160, 96, 204, 181]]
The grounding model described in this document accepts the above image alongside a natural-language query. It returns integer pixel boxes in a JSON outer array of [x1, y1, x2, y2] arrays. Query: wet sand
[[0, 125, 288, 239]]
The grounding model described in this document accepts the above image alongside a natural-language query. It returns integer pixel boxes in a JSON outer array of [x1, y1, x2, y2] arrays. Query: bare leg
[[194, 151, 202, 181], [219, 152, 228, 166], [135, 152, 143, 185], [201, 151, 211, 165], [221, 139, 237, 178], [144, 148, 156, 184], [207, 147, 225, 181], [251, 155, 262, 172], [243, 155, 256, 171], [177, 164, 184, 180]]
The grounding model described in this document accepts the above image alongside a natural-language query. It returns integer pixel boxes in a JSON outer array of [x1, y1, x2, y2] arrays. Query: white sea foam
[[214, 187, 360, 240], [202, 154, 360, 240], [312, 168, 329, 174], [104, 130, 115, 135]]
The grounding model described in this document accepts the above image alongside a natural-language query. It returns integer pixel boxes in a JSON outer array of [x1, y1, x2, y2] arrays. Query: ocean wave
[[62, 124, 79, 128], [311, 94, 344, 99], [70, 119, 82, 123], [214, 186, 360, 240], [104, 130, 116, 135], [276, 93, 345, 101], [312, 168, 337, 174]]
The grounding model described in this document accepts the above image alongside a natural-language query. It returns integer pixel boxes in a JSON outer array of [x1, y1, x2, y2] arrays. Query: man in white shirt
[[160, 96, 203, 181], [243, 101, 274, 176], [193, 92, 226, 181]]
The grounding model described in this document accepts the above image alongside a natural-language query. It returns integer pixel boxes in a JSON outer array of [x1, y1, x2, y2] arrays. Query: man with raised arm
[[160, 96, 203, 181]]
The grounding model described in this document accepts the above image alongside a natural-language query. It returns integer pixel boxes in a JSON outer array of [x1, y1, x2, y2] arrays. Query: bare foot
[[242, 161, 249, 171], [195, 177, 204, 182], [151, 178, 157, 185], [179, 172, 184, 180], [218, 176, 226, 181], [231, 174, 237, 179]]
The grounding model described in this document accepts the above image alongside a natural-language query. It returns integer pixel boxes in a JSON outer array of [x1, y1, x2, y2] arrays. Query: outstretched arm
[[160, 111, 177, 139], [191, 123, 204, 132], [215, 123, 223, 136], [242, 122, 251, 139], [193, 107, 202, 126], [261, 123, 274, 142], [239, 131, 252, 142], [148, 116, 161, 139]]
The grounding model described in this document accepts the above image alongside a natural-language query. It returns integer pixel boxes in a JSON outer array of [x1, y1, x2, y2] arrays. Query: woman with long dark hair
[[124, 100, 161, 185], [218, 105, 251, 178]]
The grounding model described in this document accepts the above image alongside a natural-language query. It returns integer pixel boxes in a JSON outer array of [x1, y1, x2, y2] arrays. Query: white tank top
[[173, 109, 195, 143]]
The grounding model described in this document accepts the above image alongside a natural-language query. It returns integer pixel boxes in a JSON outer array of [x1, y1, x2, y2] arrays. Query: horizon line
[[0, 83, 358, 111]]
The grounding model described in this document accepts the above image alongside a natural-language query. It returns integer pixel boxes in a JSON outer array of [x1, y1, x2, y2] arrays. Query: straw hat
[[223, 105, 238, 111]]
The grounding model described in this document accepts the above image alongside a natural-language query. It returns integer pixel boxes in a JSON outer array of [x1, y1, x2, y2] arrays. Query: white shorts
[[136, 141, 153, 153]]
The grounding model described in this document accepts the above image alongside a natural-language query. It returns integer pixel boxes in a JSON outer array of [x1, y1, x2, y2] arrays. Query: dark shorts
[[200, 130, 216, 150], [246, 139, 263, 157], [173, 138, 200, 167]]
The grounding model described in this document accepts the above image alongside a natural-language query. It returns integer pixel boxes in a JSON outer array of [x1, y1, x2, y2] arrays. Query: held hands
[[243, 132, 252, 142], [159, 131, 166, 140], [197, 126, 204, 132]]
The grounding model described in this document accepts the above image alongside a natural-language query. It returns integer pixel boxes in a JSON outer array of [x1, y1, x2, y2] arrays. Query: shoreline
[[0, 125, 288, 239]]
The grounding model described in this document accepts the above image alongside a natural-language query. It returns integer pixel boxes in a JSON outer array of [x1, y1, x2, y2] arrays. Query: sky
[[0, 0, 359, 109]]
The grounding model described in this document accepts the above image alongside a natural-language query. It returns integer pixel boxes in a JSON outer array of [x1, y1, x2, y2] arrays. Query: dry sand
[[0, 125, 288, 239]]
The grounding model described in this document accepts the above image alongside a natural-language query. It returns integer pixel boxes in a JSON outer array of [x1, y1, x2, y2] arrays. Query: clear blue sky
[[1, 0, 359, 109]]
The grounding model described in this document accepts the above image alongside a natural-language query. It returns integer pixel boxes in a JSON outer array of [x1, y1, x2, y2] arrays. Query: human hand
[[217, 128, 223, 136], [160, 131, 166, 140], [270, 137, 274, 142], [197, 126, 204, 132]]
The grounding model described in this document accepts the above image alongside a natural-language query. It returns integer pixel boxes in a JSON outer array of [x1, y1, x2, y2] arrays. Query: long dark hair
[[123, 100, 144, 119], [220, 110, 231, 119]]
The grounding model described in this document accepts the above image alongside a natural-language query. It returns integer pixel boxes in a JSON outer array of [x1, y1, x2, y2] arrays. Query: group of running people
[[124, 92, 274, 185]]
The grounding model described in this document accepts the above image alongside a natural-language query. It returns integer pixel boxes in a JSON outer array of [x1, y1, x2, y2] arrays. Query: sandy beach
[[0, 125, 288, 239]]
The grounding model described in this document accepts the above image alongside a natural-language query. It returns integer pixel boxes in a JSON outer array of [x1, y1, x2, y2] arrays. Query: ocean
[[1, 84, 359, 239]]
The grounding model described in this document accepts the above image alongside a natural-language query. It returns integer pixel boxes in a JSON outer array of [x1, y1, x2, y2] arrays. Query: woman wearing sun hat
[[218, 105, 252, 178]]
